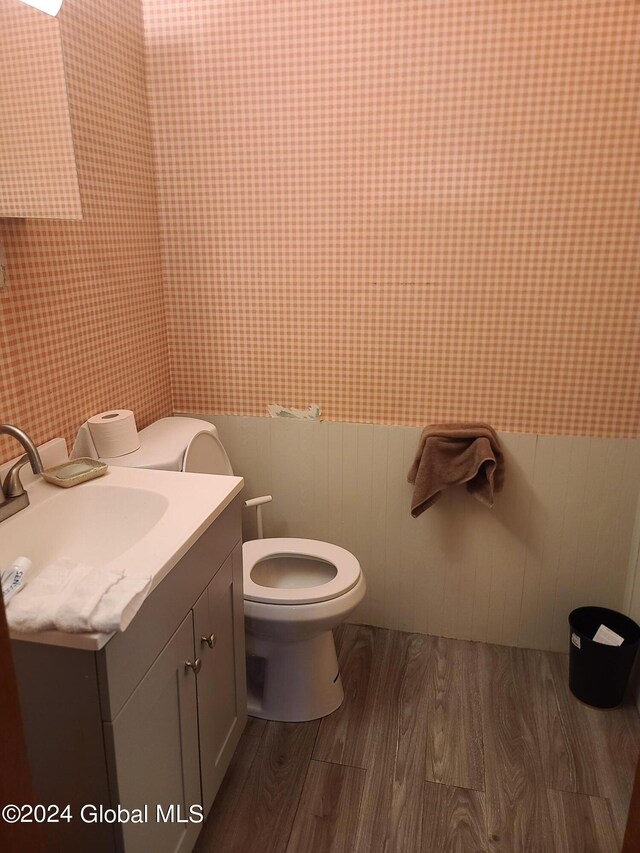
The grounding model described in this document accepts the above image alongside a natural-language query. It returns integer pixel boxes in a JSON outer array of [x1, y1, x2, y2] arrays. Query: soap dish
[[42, 458, 108, 488]]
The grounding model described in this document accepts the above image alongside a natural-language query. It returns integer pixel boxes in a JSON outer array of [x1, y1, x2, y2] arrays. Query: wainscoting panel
[[186, 415, 640, 653]]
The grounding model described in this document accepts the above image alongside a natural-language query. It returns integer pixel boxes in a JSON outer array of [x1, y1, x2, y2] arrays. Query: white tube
[[2, 556, 32, 605], [244, 495, 273, 508], [244, 495, 273, 539]]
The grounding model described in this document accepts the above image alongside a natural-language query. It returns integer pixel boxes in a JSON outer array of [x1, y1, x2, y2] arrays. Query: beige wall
[[146, 0, 640, 438], [625, 493, 640, 710], [197, 414, 640, 653], [0, 0, 172, 463]]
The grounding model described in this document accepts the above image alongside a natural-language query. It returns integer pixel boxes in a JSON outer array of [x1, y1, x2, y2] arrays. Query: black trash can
[[568, 606, 640, 708]]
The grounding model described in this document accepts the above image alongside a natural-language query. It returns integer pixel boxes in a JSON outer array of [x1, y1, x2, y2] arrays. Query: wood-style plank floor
[[194, 625, 640, 853]]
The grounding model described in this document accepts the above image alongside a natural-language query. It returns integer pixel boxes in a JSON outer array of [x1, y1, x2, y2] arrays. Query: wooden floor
[[194, 625, 640, 853]]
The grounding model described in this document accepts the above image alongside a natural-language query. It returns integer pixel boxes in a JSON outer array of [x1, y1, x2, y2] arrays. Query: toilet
[[74, 416, 366, 722]]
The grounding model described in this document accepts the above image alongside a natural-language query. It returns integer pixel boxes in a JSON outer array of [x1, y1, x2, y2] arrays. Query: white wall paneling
[[624, 492, 640, 710], [183, 414, 640, 654]]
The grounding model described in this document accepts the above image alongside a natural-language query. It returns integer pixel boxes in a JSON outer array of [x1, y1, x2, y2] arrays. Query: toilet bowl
[[243, 538, 365, 720], [74, 416, 366, 722]]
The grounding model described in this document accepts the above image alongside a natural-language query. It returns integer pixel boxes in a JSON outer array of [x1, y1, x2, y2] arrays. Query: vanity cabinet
[[104, 613, 201, 853], [11, 497, 246, 853], [193, 555, 246, 815]]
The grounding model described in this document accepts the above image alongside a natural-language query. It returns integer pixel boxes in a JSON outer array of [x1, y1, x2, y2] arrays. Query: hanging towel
[[407, 424, 505, 517], [7, 557, 151, 634]]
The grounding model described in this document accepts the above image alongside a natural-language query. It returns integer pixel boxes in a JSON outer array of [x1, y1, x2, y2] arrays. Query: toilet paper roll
[[87, 410, 140, 458]]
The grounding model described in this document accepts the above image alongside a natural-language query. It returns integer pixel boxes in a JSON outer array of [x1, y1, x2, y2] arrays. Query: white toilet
[[75, 416, 366, 722]]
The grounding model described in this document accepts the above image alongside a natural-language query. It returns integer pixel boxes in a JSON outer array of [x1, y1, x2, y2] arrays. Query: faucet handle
[[3, 455, 29, 498]]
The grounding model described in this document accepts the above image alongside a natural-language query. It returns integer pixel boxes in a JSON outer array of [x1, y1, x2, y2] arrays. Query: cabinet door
[[0, 0, 82, 219], [104, 613, 201, 853], [193, 543, 247, 814]]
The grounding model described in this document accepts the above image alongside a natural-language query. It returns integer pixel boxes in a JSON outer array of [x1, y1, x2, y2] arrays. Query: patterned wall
[[0, 0, 82, 219], [144, 0, 639, 437], [0, 0, 172, 462]]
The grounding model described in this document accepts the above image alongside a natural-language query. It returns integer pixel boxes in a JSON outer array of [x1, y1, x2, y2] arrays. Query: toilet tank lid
[[100, 416, 222, 471]]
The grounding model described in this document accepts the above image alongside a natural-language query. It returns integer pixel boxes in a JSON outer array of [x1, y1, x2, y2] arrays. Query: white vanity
[[6, 459, 246, 853]]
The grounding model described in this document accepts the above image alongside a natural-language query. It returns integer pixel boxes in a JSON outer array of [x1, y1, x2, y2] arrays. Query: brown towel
[[407, 424, 505, 517]]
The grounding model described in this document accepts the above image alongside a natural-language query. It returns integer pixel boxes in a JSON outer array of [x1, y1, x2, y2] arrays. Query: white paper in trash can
[[592, 624, 624, 646]]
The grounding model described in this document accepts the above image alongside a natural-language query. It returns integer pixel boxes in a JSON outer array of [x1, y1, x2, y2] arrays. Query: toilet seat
[[243, 538, 361, 605]]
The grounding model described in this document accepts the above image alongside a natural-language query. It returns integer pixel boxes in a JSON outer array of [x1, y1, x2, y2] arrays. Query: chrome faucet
[[0, 424, 44, 523]]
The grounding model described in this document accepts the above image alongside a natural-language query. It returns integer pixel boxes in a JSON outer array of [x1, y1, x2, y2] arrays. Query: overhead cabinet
[[0, 0, 82, 220]]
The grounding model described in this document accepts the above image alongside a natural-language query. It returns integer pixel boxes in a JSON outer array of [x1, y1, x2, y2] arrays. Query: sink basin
[[0, 462, 244, 650], [0, 485, 169, 568]]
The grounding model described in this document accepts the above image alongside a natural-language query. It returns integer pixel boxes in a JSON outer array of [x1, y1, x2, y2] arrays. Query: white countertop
[[3, 464, 243, 651]]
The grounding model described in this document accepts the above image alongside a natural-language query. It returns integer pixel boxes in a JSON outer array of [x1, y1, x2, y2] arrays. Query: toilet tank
[[76, 416, 234, 475]]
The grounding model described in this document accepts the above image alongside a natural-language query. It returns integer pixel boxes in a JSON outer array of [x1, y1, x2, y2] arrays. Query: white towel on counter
[[7, 557, 152, 634]]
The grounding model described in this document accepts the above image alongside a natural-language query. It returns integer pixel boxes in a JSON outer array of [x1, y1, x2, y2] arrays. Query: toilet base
[[246, 629, 344, 722]]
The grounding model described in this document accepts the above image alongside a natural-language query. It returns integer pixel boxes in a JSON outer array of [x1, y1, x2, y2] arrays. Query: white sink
[[1, 484, 169, 567], [1, 461, 243, 650]]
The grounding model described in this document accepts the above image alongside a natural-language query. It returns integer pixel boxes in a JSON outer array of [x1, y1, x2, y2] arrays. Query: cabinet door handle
[[201, 633, 216, 649], [185, 658, 202, 675]]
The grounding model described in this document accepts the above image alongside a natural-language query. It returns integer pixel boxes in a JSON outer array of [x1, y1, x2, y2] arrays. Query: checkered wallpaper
[[144, 0, 639, 437], [0, 0, 172, 462], [1, 0, 637, 461]]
